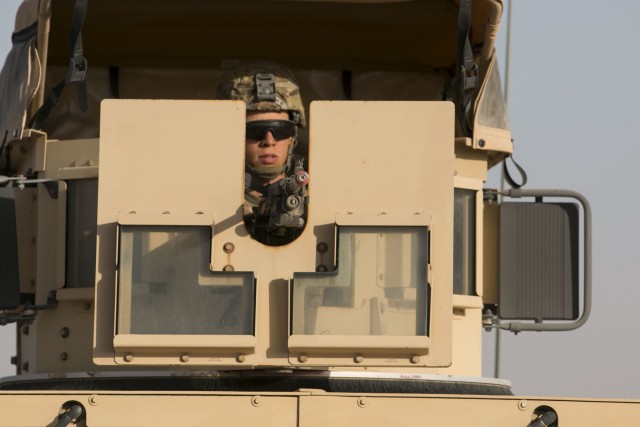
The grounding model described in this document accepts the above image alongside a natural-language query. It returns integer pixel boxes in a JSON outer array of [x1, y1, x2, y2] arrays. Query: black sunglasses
[[246, 120, 297, 141]]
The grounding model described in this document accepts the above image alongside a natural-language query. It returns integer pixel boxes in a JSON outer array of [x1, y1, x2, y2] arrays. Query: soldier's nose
[[260, 131, 277, 145]]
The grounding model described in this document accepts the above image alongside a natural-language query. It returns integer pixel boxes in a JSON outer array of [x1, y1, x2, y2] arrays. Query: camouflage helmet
[[216, 61, 306, 128]]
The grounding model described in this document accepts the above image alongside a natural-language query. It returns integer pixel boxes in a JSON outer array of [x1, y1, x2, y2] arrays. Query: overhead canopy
[[1, 0, 510, 158], [47, 0, 496, 71]]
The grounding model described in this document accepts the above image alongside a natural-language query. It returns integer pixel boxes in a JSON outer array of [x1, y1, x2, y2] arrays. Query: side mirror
[[487, 189, 591, 333]]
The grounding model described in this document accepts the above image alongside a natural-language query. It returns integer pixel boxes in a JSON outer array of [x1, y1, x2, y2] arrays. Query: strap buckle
[[66, 56, 88, 84]]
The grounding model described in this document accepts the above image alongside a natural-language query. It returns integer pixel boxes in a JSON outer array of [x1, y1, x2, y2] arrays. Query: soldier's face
[[245, 111, 292, 177]]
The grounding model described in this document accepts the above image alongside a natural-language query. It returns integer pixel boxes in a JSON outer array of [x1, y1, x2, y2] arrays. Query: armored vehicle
[[0, 0, 638, 425]]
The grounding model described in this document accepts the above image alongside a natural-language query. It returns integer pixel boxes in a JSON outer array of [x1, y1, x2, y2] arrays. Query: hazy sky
[[1, 0, 639, 399]]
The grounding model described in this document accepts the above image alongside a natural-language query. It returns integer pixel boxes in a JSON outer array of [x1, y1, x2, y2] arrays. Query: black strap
[[502, 153, 528, 189], [30, 0, 89, 130], [342, 70, 353, 100], [446, 0, 477, 135]]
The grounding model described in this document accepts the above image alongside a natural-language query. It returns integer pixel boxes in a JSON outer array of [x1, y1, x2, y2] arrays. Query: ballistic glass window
[[292, 226, 429, 336], [117, 225, 254, 335], [453, 188, 476, 295], [0, 188, 20, 309], [66, 179, 98, 288]]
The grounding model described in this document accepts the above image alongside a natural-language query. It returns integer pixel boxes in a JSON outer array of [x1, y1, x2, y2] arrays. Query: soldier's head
[[217, 61, 305, 184]]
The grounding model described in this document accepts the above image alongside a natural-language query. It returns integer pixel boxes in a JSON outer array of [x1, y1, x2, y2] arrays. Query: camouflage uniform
[[217, 61, 307, 245]]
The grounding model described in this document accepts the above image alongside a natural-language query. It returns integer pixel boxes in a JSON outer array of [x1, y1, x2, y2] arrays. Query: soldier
[[216, 62, 308, 245]]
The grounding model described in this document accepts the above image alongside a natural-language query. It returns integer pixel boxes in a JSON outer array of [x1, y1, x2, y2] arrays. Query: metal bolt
[[180, 354, 190, 363], [223, 264, 235, 272], [478, 139, 486, 148], [251, 396, 261, 407], [518, 400, 528, 410], [316, 264, 328, 272], [123, 353, 134, 363], [88, 395, 98, 406], [357, 397, 367, 408], [60, 327, 70, 338], [354, 355, 364, 364], [316, 242, 328, 254], [60, 352, 68, 361], [236, 354, 246, 363], [298, 355, 308, 363], [223, 242, 235, 254], [410, 355, 420, 364]]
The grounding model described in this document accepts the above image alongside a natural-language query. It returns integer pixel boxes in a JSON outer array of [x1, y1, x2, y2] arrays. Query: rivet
[[354, 355, 364, 364], [316, 242, 328, 254], [88, 395, 98, 406], [223, 264, 235, 272], [124, 353, 134, 363], [357, 397, 367, 408], [223, 242, 235, 254], [236, 354, 246, 363], [298, 355, 308, 363], [316, 265, 328, 272], [410, 355, 420, 364], [251, 396, 261, 407], [180, 354, 190, 363], [60, 327, 70, 338], [518, 400, 528, 410], [60, 352, 68, 361]]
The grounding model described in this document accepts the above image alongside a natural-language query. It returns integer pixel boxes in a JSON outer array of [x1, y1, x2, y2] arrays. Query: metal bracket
[[0, 291, 58, 325], [255, 73, 276, 102]]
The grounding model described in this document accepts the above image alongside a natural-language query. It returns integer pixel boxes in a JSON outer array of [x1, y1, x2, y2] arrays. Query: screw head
[[354, 355, 364, 364], [316, 242, 328, 253], [237, 354, 246, 363], [357, 397, 367, 408], [123, 353, 134, 363], [60, 327, 70, 338], [180, 354, 190, 363], [410, 355, 420, 364], [298, 355, 308, 363], [59, 352, 68, 361], [223, 264, 235, 272], [316, 264, 328, 272], [518, 400, 528, 410], [223, 242, 235, 253]]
